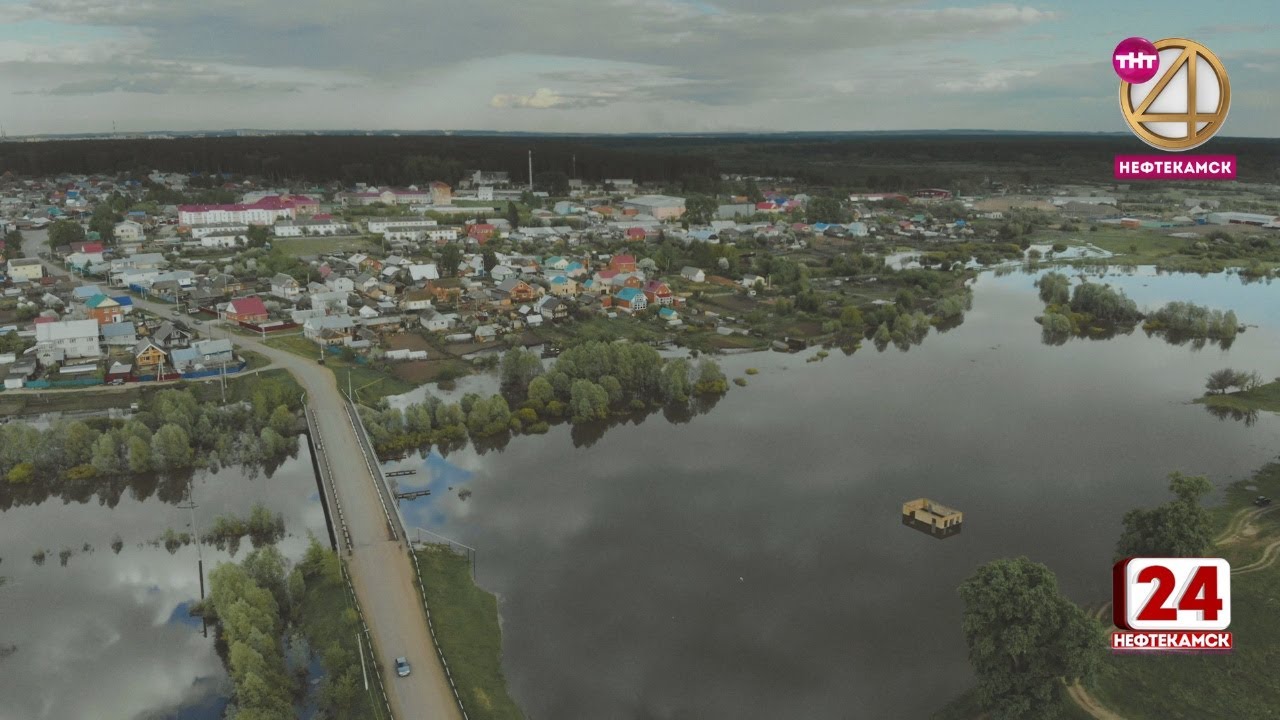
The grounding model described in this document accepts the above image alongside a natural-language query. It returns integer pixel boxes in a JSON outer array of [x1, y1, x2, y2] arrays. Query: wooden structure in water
[[902, 498, 963, 538]]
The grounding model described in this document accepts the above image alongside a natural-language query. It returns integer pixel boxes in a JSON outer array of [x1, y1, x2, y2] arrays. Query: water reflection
[[388, 267, 1280, 720], [1202, 404, 1260, 427], [0, 453, 328, 720]]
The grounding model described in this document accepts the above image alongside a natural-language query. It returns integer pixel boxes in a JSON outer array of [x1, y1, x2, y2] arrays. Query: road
[[127, 294, 461, 720]]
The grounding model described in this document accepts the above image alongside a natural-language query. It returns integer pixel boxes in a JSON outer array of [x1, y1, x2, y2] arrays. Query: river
[[0, 451, 330, 720], [383, 266, 1280, 719]]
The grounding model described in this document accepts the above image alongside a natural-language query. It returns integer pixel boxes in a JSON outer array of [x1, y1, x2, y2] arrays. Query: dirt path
[[1215, 505, 1278, 545]]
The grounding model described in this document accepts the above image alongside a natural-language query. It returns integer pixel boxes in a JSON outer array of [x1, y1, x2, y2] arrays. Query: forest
[[5, 133, 1279, 189]]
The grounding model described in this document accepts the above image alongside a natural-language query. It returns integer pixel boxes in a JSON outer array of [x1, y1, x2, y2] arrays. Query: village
[[1, 166, 1276, 392]]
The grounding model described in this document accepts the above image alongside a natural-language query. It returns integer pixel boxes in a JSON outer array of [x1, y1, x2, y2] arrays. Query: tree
[[806, 196, 849, 224], [1035, 272, 1071, 306], [527, 375, 555, 410], [959, 558, 1101, 719], [268, 405, 296, 437], [48, 220, 85, 252], [482, 248, 499, 274], [505, 202, 520, 231], [89, 203, 122, 243], [569, 380, 609, 423], [151, 424, 194, 471], [533, 171, 570, 196], [1205, 368, 1240, 395], [684, 195, 718, 225], [1115, 473, 1214, 559], [90, 433, 123, 476], [246, 225, 271, 248], [127, 436, 152, 474], [500, 348, 543, 397], [839, 305, 864, 331], [693, 359, 728, 395], [438, 243, 463, 277]]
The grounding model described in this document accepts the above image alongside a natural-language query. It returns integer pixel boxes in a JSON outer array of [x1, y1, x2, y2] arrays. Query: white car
[[394, 657, 411, 677]]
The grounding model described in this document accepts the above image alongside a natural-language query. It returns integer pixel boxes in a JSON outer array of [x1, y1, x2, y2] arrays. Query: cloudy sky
[[0, 0, 1276, 136]]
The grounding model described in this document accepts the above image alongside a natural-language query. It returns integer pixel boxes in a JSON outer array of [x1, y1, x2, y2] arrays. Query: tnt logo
[[1111, 557, 1233, 653], [1112, 37, 1160, 83]]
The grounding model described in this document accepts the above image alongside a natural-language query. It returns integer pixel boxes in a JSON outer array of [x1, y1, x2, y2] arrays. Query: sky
[[0, 0, 1277, 136]]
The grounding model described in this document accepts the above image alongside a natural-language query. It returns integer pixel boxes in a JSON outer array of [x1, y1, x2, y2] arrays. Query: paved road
[[129, 295, 461, 720]]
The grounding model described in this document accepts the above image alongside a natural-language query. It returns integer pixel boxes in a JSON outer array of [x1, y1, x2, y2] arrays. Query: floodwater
[[387, 266, 1280, 719], [0, 450, 330, 720]]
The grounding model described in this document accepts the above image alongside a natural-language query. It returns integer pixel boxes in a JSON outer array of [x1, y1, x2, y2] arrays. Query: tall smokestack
[[528, 150, 534, 191]]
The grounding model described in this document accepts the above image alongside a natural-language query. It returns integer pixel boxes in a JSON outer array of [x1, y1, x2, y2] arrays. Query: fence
[[180, 360, 248, 380], [238, 320, 299, 333], [23, 377, 103, 389]]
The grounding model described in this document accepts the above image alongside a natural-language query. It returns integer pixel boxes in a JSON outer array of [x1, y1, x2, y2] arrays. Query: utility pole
[[178, 479, 206, 637]]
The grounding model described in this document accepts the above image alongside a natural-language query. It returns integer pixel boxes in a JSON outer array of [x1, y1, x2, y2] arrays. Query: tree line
[[0, 375, 304, 498], [360, 343, 729, 458]]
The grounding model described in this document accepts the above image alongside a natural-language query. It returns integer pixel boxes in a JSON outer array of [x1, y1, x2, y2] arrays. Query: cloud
[[491, 87, 625, 109], [937, 68, 1039, 93]]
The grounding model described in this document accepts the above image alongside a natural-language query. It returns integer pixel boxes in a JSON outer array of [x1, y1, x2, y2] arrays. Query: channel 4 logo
[[1111, 35, 1235, 180]]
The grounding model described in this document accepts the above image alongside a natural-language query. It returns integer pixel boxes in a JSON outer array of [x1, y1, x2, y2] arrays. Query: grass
[[273, 236, 380, 256], [413, 545, 523, 720], [297, 560, 387, 720], [0, 385, 142, 416], [264, 335, 415, 404], [1194, 380, 1280, 415], [1086, 462, 1280, 720]]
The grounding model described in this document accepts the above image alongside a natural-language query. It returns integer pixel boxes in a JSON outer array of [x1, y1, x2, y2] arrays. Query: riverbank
[[412, 544, 522, 720], [1195, 379, 1280, 415], [265, 334, 414, 404]]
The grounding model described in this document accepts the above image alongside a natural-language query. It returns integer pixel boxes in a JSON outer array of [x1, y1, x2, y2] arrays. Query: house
[[303, 315, 356, 345], [741, 274, 764, 290], [426, 278, 463, 304], [473, 324, 498, 342], [133, 339, 168, 374], [101, 321, 137, 347], [642, 280, 673, 306], [400, 288, 434, 311], [7, 257, 43, 281], [680, 266, 706, 283], [614, 287, 648, 311], [420, 311, 459, 332], [497, 278, 541, 304], [86, 294, 125, 325], [152, 321, 193, 349], [200, 232, 246, 249], [658, 307, 680, 324], [408, 264, 440, 282], [548, 275, 578, 297], [543, 256, 570, 271], [468, 223, 497, 244], [326, 276, 355, 294], [430, 182, 453, 205], [902, 497, 963, 538], [608, 254, 637, 273], [171, 339, 234, 372], [490, 265, 518, 282], [72, 284, 106, 303], [113, 220, 145, 243], [35, 319, 99, 363], [222, 296, 270, 324], [270, 273, 302, 301], [626, 227, 647, 242], [537, 295, 569, 320]]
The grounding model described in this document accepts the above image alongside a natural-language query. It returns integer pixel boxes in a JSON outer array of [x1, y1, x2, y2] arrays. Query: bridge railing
[[341, 398, 401, 542]]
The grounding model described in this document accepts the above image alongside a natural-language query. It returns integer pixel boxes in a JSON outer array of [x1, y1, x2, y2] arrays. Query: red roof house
[[608, 254, 636, 273], [221, 296, 269, 324], [625, 227, 647, 242]]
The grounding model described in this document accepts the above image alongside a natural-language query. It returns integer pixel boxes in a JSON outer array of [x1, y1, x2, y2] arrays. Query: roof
[[610, 254, 635, 264], [623, 195, 686, 207], [226, 296, 268, 317], [101, 322, 136, 338], [272, 273, 298, 286], [616, 287, 644, 301], [35, 319, 98, 342], [86, 294, 118, 309], [133, 339, 166, 356], [178, 195, 311, 214]]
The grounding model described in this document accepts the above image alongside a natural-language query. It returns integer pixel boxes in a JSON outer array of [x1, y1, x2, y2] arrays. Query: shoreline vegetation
[[413, 545, 522, 719], [1032, 271, 1243, 348], [0, 371, 305, 510], [204, 538, 382, 720], [359, 343, 730, 458]]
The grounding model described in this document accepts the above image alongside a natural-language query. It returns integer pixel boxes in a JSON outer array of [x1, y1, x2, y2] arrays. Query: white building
[[477, 186, 494, 201], [273, 217, 354, 237], [270, 273, 302, 301], [366, 217, 439, 234], [35, 319, 100, 362], [178, 195, 312, 225], [7, 257, 44, 281], [190, 222, 250, 239], [200, 232, 247, 248], [680, 266, 706, 283], [113, 220, 145, 243], [621, 195, 686, 220]]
